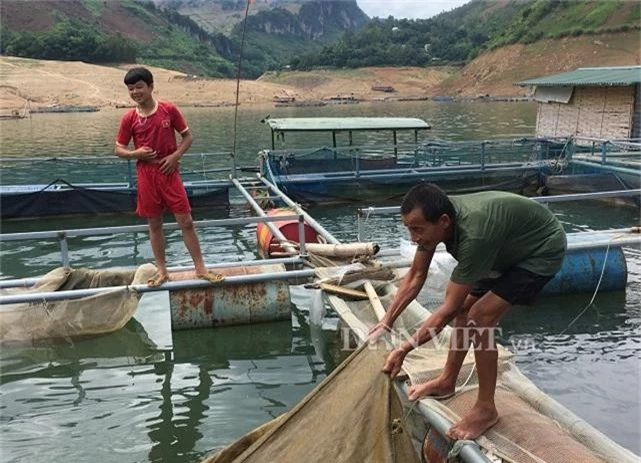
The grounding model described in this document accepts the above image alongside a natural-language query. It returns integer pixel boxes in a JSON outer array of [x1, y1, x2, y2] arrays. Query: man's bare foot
[[447, 403, 499, 440], [408, 376, 456, 401]]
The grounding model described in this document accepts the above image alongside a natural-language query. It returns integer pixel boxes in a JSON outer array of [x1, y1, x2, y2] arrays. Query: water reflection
[[0, 312, 341, 463]]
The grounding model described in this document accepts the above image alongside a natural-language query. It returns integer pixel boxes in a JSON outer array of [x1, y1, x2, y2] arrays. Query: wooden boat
[[259, 117, 556, 205], [371, 84, 395, 93], [321, 94, 359, 104]]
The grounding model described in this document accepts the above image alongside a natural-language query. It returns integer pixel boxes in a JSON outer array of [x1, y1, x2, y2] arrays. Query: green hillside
[[0, 0, 368, 78], [1, 0, 637, 77], [291, 0, 640, 70]]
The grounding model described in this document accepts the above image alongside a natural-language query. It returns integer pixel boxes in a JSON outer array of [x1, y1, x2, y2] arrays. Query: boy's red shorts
[[136, 165, 191, 217]]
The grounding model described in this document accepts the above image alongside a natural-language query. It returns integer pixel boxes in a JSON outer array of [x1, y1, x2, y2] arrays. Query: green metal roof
[[516, 66, 641, 87], [263, 117, 430, 132]]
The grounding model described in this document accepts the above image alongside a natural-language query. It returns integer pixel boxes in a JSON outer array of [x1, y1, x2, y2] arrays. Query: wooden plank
[[319, 282, 368, 300], [363, 281, 387, 321]]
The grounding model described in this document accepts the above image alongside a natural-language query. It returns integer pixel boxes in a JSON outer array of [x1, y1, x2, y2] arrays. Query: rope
[[559, 237, 613, 335], [231, 0, 252, 166]]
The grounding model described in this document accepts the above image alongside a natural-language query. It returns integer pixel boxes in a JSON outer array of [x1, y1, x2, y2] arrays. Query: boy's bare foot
[[196, 270, 225, 284], [147, 272, 170, 287], [408, 376, 456, 401], [447, 403, 499, 440]]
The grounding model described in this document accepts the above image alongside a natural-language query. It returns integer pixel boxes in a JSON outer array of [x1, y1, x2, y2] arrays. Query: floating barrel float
[[256, 208, 320, 258], [168, 264, 291, 329], [423, 232, 627, 297], [543, 234, 627, 295]]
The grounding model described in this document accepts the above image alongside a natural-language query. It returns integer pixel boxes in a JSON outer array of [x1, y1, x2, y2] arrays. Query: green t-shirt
[[445, 192, 567, 284]]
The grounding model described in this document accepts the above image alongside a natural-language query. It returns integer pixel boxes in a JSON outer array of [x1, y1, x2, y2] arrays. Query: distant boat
[[0, 100, 30, 120], [30, 105, 100, 114], [322, 94, 359, 105], [371, 84, 395, 93], [273, 97, 326, 108], [273, 95, 296, 104], [0, 112, 26, 120]]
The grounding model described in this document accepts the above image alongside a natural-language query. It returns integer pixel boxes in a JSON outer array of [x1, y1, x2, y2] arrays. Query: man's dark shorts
[[470, 267, 554, 305]]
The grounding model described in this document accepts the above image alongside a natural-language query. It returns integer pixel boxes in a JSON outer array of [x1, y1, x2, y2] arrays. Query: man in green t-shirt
[[369, 183, 566, 440]]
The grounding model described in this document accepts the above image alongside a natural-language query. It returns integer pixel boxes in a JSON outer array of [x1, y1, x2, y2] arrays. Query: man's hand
[[382, 348, 407, 379], [368, 320, 392, 343], [135, 146, 157, 160], [159, 153, 180, 174]]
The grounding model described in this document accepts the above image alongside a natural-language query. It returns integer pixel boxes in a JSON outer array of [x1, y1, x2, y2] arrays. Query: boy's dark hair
[[124, 67, 154, 86], [400, 183, 456, 222]]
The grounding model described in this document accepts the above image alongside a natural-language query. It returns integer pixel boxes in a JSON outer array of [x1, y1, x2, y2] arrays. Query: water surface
[[1, 101, 639, 462]]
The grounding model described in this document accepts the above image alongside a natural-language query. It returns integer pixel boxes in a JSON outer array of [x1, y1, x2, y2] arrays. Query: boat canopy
[[263, 117, 431, 132]]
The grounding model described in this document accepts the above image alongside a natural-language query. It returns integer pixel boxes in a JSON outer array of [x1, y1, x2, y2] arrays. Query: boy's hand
[[135, 147, 157, 160], [159, 153, 179, 174]]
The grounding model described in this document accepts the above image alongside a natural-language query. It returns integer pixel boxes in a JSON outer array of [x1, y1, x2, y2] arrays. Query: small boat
[[272, 95, 296, 104], [0, 101, 30, 120], [321, 94, 359, 104], [259, 117, 555, 205], [371, 84, 395, 92], [29, 104, 100, 113]]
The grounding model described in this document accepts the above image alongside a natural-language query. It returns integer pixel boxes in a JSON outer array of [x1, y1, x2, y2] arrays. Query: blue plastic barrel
[[543, 236, 627, 295]]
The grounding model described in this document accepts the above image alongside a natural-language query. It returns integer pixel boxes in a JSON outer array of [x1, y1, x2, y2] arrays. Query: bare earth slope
[[0, 31, 638, 112]]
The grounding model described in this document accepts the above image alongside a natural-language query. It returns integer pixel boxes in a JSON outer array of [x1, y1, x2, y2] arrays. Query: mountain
[[154, 0, 369, 75], [290, 0, 640, 69], [0, 0, 369, 78]]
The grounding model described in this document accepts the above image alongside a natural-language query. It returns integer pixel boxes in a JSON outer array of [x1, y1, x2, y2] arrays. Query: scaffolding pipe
[[271, 163, 545, 184], [0, 269, 316, 305], [356, 190, 640, 241], [570, 160, 641, 177], [0, 214, 304, 242], [0, 257, 304, 290], [0, 259, 415, 305], [258, 174, 341, 244]]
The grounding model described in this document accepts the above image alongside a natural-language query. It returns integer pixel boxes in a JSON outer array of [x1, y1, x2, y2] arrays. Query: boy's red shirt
[[115, 100, 188, 159]]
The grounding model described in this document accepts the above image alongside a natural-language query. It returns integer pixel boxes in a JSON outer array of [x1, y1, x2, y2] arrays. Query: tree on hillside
[[1, 20, 137, 63]]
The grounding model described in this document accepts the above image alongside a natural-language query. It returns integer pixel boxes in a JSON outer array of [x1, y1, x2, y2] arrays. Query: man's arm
[[369, 247, 434, 339], [382, 280, 472, 378]]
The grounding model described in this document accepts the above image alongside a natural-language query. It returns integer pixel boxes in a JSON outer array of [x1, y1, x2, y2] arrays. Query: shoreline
[[8, 94, 534, 116]]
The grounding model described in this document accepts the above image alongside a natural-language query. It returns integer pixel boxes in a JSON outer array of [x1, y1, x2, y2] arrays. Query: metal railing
[[0, 213, 308, 268]]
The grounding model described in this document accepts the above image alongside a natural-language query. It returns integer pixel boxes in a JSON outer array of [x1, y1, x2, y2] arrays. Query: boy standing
[[115, 67, 217, 286]]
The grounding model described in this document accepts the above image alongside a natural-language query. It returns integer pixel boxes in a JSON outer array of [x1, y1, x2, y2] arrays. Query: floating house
[[517, 65, 641, 142]]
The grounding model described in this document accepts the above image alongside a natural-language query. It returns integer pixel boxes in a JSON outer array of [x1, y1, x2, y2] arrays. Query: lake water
[[0, 101, 639, 462]]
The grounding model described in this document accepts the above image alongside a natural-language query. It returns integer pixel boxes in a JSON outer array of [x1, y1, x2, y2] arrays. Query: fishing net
[[0, 264, 156, 343], [201, 340, 421, 463], [328, 286, 638, 463]]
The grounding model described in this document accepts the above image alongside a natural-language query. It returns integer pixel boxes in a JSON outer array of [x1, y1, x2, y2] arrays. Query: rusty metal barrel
[[168, 264, 291, 329]]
